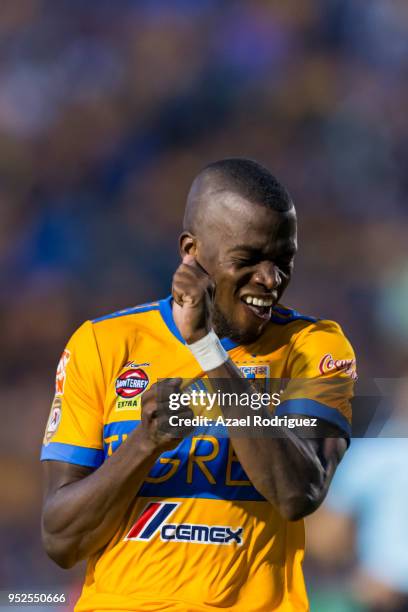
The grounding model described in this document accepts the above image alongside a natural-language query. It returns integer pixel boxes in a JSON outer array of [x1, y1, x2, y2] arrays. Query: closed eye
[[231, 256, 256, 266]]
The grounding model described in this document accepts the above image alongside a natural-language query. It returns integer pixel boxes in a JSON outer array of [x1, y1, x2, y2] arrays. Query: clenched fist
[[172, 255, 214, 344], [139, 379, 194, 452]]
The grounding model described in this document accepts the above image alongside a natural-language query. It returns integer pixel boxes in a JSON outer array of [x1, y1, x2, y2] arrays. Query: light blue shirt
[[326, 435, 408, 592]]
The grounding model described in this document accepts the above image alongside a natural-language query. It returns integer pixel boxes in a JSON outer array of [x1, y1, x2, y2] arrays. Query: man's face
[[193, 192, 297, 344]]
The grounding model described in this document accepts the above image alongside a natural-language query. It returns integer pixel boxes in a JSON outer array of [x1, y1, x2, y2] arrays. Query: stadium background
[[1, 1, 408, 610]]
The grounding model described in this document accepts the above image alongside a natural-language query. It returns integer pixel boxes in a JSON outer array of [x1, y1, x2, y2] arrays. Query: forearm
[[42, 428, 160, 567], [171, 253, 346, 519], [224, 422, 326, 519], [206, 359, 327, 519]]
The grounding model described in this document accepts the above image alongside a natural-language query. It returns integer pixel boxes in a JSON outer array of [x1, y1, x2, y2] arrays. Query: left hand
[[172, 255, 214, 344]]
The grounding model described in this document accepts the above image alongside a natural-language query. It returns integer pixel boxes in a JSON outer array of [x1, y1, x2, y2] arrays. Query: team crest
[[239, 364, 270, 393], [239, 365, 270, 379]]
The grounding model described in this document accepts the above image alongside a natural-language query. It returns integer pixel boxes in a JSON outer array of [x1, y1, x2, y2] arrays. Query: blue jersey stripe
[[275, 399, 351, 436], [158, 296, 185, 343], [158, 296, 240, 350], [271, 305, 318, 325], [103, 420, 265, 501], [94, 297, 318, 334], [221, 337, 240, 351], [40, 442, 104, 468], [92, 302, 159, 323]]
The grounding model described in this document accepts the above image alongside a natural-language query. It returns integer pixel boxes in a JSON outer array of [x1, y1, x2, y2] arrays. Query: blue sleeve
[[41, 442, 104, 468]]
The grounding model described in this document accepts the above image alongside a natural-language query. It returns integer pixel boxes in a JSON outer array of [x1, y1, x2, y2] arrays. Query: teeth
[[243, 296, 273, 307]]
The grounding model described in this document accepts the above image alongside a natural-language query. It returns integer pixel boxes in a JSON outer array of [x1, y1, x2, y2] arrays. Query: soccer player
[[41, 159, 356, 611]]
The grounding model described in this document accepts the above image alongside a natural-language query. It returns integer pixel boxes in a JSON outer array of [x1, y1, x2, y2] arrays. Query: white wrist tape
[[187, 330, 229, 371]]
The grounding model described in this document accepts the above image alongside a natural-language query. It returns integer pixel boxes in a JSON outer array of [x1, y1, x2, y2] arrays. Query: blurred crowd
[[1, 1, 408, 609]]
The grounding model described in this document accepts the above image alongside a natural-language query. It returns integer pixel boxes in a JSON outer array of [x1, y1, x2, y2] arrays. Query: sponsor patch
[[125, 502, 243, 546], [318, 354, 357, 380], [123, 361, 150, 369], [115, 368, 149, 398], [55, 349, 70, 395], [116, 398, 143, 412], [43, 396, 62, 445]]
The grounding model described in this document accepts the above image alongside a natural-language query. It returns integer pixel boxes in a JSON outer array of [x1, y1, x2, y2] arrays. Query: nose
[[253, 262, 281, 291]]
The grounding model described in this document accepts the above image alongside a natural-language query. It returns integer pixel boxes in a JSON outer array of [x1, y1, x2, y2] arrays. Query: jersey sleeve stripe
[[275, 398, 351, 436], [158, 296, 240, 350], [92, 302, 159, 323], [40, 442, 104, 468]]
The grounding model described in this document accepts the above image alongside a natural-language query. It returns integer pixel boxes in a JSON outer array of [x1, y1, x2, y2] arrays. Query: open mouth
[[240, 295, 274, 321]]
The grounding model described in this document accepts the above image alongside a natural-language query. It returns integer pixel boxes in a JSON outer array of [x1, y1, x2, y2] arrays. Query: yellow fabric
[[41, 298, 356, 611]]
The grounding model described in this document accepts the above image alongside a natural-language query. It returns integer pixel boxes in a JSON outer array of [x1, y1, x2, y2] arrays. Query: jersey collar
[[158, 296, 239, 351]]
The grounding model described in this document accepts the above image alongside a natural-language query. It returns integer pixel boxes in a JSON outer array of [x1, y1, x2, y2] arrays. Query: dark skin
[[173, 189, 347, 521], [42, 180, 346, 569], [176, 188, 297, 344], [42, 379, 193, 568]]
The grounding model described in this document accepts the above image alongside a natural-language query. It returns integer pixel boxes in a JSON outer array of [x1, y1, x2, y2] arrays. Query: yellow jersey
[[41, 296, 356, 612]]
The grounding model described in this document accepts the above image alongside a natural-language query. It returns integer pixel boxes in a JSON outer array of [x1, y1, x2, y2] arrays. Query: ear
[[179, 232, 198, 259]]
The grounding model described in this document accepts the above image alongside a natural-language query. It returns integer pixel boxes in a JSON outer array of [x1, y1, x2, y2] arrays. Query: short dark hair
[[202, 157, 292, 212]]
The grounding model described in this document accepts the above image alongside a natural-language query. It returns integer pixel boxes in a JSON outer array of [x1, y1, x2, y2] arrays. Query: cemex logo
[[125, 502, 243, 546]]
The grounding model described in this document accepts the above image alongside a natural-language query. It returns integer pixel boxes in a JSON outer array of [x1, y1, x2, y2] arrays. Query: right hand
[[172, 255, 214, 344], [139, 379, 194, 452]]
